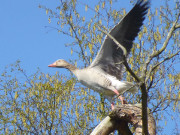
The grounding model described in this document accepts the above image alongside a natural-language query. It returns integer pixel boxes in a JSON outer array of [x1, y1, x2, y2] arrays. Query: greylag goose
[[48, 0, 150, 109]]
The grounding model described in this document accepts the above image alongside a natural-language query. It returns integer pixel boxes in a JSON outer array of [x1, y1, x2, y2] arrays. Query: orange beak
[[48, 62, 56, 67]]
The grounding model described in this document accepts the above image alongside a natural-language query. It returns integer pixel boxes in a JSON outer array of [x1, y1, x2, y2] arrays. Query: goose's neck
[[65, 63, 78, 73]]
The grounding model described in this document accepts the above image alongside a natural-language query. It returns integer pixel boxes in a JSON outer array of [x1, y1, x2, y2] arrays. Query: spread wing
[[89, 0, 150, 80]]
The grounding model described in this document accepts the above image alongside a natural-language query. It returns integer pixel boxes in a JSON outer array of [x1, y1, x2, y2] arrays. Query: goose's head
[[48, 59, 70, 68]]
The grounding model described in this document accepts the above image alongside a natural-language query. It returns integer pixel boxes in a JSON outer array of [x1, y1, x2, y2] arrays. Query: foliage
[[0, 61, 111, 134], [0, 0, 179, 134]]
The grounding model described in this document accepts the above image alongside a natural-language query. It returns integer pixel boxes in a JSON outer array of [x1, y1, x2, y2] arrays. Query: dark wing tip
[[136, 0, 150, 6], [123, 0, 150, 43], [135, 0, 150, 18], [136, 0, 150, 13], [111, 0, 150, 57]]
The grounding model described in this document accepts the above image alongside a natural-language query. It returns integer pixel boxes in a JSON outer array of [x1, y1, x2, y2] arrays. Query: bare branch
[[141, 12, 180, 80], [90, 116, 132, 135], [91, 104, 156, 135], [175, 24, 180, 29], [65, 15, 90, 65], [44, 26, 74, 37], [152, 13, 179, 58], [146, 50, 180, 83], [123, 59, 141, 82]]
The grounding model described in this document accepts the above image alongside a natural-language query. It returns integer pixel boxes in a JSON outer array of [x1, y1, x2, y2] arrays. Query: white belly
[[75, 69, 115, 95], [74, 69, 137, 96]]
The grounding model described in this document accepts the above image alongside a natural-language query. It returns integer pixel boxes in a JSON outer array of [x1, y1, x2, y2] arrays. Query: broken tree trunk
[[90, 104, 156, 135]]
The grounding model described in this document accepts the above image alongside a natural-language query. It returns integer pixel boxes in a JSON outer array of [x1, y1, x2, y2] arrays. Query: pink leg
[[111, 102, 115, 110], [113, 89, 127, 104]]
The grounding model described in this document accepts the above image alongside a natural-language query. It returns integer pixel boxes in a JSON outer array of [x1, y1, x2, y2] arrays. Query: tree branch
[[90, 104, 156, 135], [146, 50, 180, 84], [65, 14, 90, 65], [175, 24, 180, 29], [152, 12, 179, 58], [152, 20, 179, 58], [142, 13, 180, 80], [123, 58, 141, 82]]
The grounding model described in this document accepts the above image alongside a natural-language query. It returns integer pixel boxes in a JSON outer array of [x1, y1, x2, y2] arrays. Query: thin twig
[[65, 14, 90, 65], [142, 13, 180, 79], [146, 50, 180, 83], [151, 13, 179, 58]]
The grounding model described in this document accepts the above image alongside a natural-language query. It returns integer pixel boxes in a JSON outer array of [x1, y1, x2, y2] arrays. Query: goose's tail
[[120, 81, 138, 94]]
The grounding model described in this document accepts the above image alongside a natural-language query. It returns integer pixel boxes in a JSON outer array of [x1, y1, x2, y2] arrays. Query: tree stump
[[90, 104, 156, 135]]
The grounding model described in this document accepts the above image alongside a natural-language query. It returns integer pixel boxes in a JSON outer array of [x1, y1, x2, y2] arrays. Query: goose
[[48, 0, 150, 109]]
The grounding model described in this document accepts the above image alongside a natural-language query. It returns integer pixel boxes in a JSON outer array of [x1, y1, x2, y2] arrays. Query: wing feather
[[89, 0, 150, 80]]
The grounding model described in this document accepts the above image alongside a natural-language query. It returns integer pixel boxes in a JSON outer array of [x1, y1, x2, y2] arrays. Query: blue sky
[[0, 0, 179, 134], [0, 0, 144, 75], [0, 0, 72, 75]]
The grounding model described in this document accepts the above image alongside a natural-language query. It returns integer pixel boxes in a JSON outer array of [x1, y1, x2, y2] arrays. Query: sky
[[0, 0, 72, 75], [0, 0, 134, 75], [0, 0, 179, 134]]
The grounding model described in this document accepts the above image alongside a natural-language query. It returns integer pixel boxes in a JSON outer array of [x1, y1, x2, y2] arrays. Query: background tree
[[0, 0, 179, 134]]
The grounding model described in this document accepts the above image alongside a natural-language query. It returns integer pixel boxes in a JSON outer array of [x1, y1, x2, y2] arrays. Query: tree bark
[[90, 104, 156, 135]]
